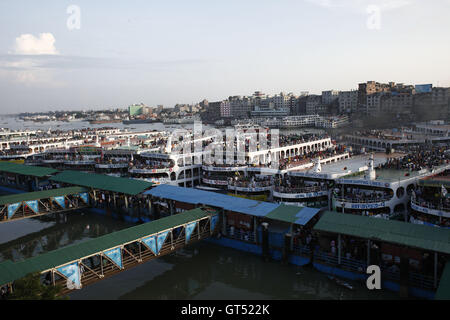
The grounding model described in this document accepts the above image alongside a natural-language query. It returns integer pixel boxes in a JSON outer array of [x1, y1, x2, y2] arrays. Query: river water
[[0, 117, 398, 300]]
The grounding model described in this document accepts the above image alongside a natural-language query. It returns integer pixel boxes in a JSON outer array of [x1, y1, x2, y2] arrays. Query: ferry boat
[[331, 153, 450, 220], [410, 170, 450, 228]]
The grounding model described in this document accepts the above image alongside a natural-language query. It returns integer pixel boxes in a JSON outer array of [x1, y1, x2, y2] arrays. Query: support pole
[[222, 210, 226, 235], [434, 252, 438, 288], [338, 234, 341, 265]]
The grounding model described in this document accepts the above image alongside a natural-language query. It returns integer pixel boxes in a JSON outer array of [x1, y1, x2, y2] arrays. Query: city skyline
[[0, 0, 449, 113]]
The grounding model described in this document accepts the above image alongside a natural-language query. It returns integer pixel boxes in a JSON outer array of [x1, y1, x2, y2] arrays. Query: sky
[[0, 0, 449, 113]]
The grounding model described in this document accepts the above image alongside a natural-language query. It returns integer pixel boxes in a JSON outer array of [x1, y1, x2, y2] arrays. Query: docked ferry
[[410, 170, 450, 228], [331, 154, 450, 220]]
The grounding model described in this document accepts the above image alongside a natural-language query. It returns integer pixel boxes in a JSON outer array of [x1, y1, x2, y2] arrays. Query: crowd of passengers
[[229, 175, 273, 188], [378, 146, 450, 171]]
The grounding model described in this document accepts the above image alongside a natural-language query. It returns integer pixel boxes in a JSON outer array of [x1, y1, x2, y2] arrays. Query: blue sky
[[0, 0, 449, 113]]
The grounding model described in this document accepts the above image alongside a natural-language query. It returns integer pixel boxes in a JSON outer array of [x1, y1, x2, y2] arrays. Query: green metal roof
[[0, 187, 88, 206], [50, 170, 153, 195], [314, 211, 450, 255], [0, 161, 58, 178], [436, 261, 450, 300], [265, 204, 301, 224], [0, 208, 211, 285]]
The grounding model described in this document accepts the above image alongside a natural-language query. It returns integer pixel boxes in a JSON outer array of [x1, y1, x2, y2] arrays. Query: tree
[[7, 272, 68, 300]]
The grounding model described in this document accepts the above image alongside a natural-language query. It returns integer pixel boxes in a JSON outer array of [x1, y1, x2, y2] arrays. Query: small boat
[[327, 275, 354, 290]]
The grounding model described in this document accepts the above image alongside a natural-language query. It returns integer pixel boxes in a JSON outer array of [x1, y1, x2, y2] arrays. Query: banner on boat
[[142, 235, 157, 255], [53, 196, 65, 209], [57, 262, 81, 290], [157, 231, 170, 254], [104, 247, 123, 269], [210, 215, 219, 233], [7, 203, 21, 219], [79, 192, 89, 204], [25, 200, 39, 214], [185, 222, 197, 242]]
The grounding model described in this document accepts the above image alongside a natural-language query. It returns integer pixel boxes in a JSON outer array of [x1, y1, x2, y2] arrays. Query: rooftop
[[50, 170, 153, 195], [314, 211, 450, 255], [0, 187, 88, 206], [145, 185, 320, 224], [0, 161, 58, 178]]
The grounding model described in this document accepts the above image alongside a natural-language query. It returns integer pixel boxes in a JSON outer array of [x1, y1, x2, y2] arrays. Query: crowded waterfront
[[0, 116, 450, 300]]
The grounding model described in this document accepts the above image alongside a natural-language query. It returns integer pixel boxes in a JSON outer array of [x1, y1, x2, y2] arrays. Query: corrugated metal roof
[[146, 184, 279, 217], [314, 211, 450, 254], [0, 208, 211, 285], [146, 185, 321, 224], [264, 204, 320, 226], [0, 161, 58, 177], [0, 187, 88, 206], [50, 170, 153, 195], [436, 261, 450, 300]]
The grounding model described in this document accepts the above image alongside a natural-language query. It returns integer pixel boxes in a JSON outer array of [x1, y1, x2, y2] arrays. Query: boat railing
[[335, 195, 392, 204], [411, 199, 450, 213], [225, 226, 256, 244], [274, 185, 327, 194]]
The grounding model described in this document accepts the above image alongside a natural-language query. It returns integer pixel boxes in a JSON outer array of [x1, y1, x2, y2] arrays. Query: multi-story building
[[306, 95, 322, 115], [338, 90, 358, 114], [381, 92, 414, 115], [322, 90, 340, 105], [229, 96, 253, 118], [366, 92, 385, 115], [220, 100, 231, 118]]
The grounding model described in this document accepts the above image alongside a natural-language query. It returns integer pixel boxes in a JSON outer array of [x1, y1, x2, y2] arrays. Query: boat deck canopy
[[0, 162, 58, 178], [50, 170, 153, 196], [0, 187, 88, 206], [314, 211, 450, 255]]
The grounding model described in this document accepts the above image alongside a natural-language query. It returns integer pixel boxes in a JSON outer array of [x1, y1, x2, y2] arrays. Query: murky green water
[[0, 212, 399, 300]]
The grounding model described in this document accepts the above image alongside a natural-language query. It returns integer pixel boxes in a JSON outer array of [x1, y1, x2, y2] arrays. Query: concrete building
[[306, 95, 322, 115], [338, 90, 358, 114], [322, 90, 340, 105], [220, 100, 231, 118]]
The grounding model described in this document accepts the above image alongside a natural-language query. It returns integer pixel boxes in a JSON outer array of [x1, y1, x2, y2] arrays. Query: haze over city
[[0, 0, 449, 113]]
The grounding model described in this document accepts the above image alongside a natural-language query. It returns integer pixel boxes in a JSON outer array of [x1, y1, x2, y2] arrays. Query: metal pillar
[[434, 252, 438, 288], [338, 234, 341, 265]]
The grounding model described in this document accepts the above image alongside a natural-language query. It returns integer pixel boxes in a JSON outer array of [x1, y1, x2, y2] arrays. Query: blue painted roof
[[145, 185, 321, 226], [145, 185, 279, 217], [294, 207, 321, 226]]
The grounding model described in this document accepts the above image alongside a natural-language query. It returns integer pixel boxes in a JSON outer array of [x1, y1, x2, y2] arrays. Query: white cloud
[[13, 33, 59, 55], [0, 33, 64, 86]]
